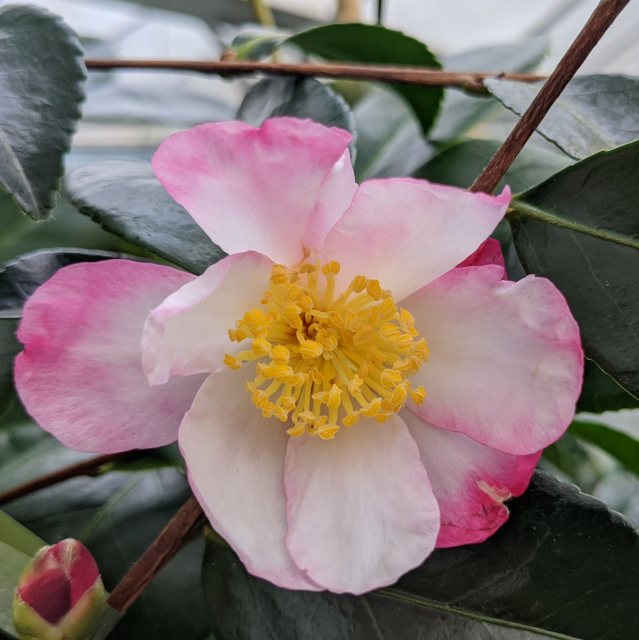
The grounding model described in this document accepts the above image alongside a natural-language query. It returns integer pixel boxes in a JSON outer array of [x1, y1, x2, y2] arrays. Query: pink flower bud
[[13, 539, 107, 640]]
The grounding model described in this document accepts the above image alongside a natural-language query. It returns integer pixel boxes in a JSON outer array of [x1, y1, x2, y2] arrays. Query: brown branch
[[107, 496, 205, 613], [0, 452, 136, 506], [470, 0, 630, 193], [84, 58, 544, 94]]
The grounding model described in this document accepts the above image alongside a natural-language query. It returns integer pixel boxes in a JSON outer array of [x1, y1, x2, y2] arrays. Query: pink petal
[[403, 265, 583, 455], [457, 237, 505, 271], [322, 179, 510, 301], [142, 251, 273, 385], [152, 118, 356, 266], [179, 367, 319, 591], [15, 260, 205, 453], [401, 410, 540, 548], [18, 566, 70, 623], [284, 416, 440, 594]]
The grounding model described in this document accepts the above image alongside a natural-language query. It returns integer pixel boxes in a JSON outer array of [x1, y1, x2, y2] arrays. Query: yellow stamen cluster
[[224, 260, 428, 440]]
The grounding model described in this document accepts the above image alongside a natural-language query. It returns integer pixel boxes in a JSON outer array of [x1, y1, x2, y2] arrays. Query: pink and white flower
[[15, 118, 583, 594]]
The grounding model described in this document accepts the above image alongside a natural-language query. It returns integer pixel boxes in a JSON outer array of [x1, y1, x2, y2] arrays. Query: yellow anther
[[377, 297, 397, 319], [270, 345, 290, 363], [227, 261, 428, 440], [224, 354, 241, 370], [400, 309, 418, 336], [270, 264, 290, 285], [283, 304, 303, 330], [287, 422, 305, 437], [316, 328, 338, 351], [347, 375, 363, 395], [298, 295, 314, 311], [228, 328, 247, 342], [321, 261, 341, 275], [252, 337, 271, 356], [366, 279, 383, 299], [352, 275, 367, 293], [380, 369, 403, 389], [300, 340, 324, 360], [327, 384, 342, 409], [318, 425, 340, 440]]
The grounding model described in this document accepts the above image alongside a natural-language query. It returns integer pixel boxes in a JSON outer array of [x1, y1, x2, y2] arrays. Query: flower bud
[[13, 539, 107, 640]]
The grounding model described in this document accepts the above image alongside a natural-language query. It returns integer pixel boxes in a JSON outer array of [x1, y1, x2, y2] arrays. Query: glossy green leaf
[[0, 195, 122, 266], [510, 141, 639, 396], [0, 511, 43, 561], [202, 471, 638, 640], [352, 87, 433, 180], [66, 162, 222, 275], [417, 138, 571, 192], [577, 360, 639, 414], [570, 419, 639, 476], [0, 540, 28, 638], [288, 24, 442, 135], [431, 38, 548, 142], [0, 320, 19, 418], [238, 76, 356, 159], [486, 75, 639, 159], [0, 5, 85, 219]]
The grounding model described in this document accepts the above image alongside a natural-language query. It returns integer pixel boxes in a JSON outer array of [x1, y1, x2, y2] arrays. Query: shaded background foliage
[[0, 1, 638, 638]]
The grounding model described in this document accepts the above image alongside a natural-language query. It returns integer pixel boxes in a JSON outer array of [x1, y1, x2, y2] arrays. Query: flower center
[[224, 260, 428, 440]]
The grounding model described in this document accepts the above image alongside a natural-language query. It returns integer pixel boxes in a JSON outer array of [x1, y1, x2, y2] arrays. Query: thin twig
[[107, 496, 205, 613], [0, 452, 136, 506], [84, 59, 544, 94], [470, 0, 630, 193]]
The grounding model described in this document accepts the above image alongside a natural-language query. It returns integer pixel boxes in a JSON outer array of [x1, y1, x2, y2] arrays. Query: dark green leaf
[[417, 138, 571, 192], [0, 319, 19, 419], [288, 24, 442, 135], [0, 511, 43, 559], [203, 471, 638, 640], [5, 463, 208, 640], [486, 75, 639, 159], [570, 420, 639, 476], [0, 195, 122, 266], [0, 540, 28, 638], [66, 162, 223, 275], [0, 5, 85, 219], [352, 87, 433, 180], [432, 38, 548, 142], [578, 360, 639, 414], [510, 141, 639, 396], [238, 76, 356, 159], [0, 249, 126, 319]]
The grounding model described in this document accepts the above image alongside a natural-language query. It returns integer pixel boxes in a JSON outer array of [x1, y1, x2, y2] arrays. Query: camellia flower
[[13, 539, 107, 640], [15, 118, 583, 594]]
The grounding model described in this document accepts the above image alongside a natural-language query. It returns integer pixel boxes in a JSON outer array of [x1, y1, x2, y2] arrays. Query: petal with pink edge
[[401, 409, 540, 548], [142, 251, 273, 385], [15, 260, 204, 453], [323, 179, 510, 301], [457, 237, 505, 272], [179, 367, 319, 591], [284, 416, 440, 594], [403, 265, 583, 455], [152, 118, 356, 266]]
